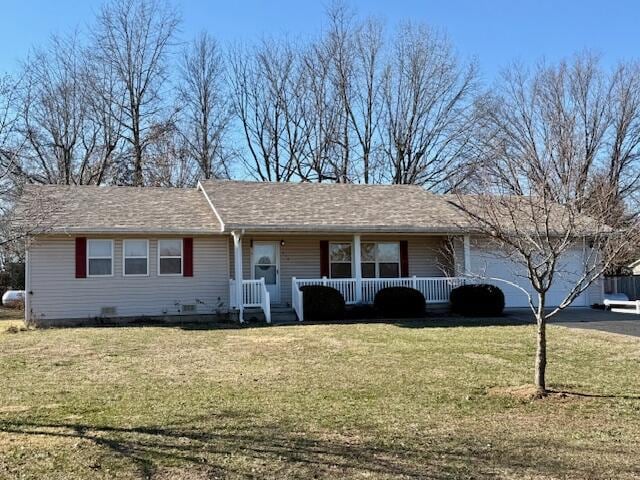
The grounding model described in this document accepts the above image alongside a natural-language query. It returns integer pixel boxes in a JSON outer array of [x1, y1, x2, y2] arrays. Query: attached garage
[[469, 244, 590, 308]]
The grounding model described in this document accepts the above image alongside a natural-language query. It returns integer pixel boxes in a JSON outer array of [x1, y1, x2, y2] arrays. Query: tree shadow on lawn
[[0, 416, 628, 479], [546, 389, 640, 401], [45, 314, 534, 332], [293, 314, 533, 329]]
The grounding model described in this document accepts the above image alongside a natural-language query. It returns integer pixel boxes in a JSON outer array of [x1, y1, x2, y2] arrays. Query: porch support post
[[353, 234, 362, 303], [232, 231, 244, 323], [463, 235, 471, 275]]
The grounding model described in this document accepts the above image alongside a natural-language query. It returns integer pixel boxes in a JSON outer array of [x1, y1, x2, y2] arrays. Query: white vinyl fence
[[604, 276, 640, 300]]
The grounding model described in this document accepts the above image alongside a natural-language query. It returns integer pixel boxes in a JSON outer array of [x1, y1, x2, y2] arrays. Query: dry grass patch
[[0, 309, 639, 479]]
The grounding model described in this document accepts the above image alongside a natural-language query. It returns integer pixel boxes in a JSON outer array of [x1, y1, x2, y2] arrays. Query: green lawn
[[0, 309, 639, 479]]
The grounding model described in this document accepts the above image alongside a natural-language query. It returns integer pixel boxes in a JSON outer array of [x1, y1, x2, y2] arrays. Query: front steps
[[242, 304, 297, 324], [271, 305, 297, 323]]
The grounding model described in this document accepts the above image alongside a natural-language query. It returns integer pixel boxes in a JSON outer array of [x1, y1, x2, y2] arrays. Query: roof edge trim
[[197, 181, 225, 232]]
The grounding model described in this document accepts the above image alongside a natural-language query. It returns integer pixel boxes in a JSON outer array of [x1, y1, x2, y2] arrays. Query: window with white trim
[[329, 242, 352, 278], [158, 239, 183, 275], [361, 242, 400, 278], [123, 239, 149, 276], [87, 239, 113, 276]]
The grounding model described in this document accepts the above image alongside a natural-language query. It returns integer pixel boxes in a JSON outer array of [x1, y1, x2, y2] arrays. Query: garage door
[[470, 246, 588, 308]]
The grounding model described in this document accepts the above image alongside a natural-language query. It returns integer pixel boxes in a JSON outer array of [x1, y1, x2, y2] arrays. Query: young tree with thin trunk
[[453, 55, 640, 395], [94, 0, 179, 186]]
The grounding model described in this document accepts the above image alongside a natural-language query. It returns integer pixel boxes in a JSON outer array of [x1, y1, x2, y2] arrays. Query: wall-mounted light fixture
[[280, 240, 286, 247]]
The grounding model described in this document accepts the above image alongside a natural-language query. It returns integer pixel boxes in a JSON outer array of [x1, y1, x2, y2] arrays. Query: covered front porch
[[229, 232, 472, 322]]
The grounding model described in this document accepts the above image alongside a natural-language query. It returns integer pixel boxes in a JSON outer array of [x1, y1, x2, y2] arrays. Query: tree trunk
[[534, 295, 547, 395], [133, 142, 143, 186]]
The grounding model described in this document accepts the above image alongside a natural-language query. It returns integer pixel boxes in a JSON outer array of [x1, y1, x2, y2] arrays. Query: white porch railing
[[362, 277, 468, 304], [291, 276, 469, 321], [294, 277, 359, 303], [229, 278, 271, 323], [292, 278, 304, 322]]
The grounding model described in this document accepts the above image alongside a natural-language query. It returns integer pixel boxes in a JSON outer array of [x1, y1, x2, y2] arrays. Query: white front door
[[252, 241, 280, 304]]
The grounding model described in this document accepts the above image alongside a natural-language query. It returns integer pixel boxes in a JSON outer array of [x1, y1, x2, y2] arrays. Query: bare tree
[[179, 32, 231, 180], [0, 76, 55, 248], [380, 23, 477, 191], [0, 75, 20, 184], [301, 31, 343, 182], [228, 40, 305, 182], [145, 124, 198, 187], [318, 3, 354, 182], [83, 48, 127, 186], [94, 0, 179, 186], [348, 18, 385, 183], [453, 55, 640, 395], [18, 34, 94, 185], [322, 5, 385, 183]]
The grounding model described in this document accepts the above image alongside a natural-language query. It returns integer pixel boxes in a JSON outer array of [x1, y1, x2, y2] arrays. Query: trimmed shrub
[[450, 284, 505, 316], [374, 287, 425, 318], [300, 285, 346, 321]]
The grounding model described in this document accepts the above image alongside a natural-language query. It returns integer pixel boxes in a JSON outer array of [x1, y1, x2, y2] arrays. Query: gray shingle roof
[[199, 180, 466, 233], [20, 181, 598, 236], [21, 184, 222, 234]]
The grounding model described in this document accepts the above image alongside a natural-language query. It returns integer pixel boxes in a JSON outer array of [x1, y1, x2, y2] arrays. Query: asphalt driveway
[[507, 308, 640, 337]]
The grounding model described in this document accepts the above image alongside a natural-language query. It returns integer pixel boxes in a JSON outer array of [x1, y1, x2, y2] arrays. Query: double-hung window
[[158, 239, 183, 275], [361, 242, 400, 278], [87, 239, 113, 276], [123, 240, 149, 276], [329, 242, 352, 278]]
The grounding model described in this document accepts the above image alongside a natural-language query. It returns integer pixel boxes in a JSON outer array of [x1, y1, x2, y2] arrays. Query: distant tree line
[[0, 0, 480, 190], [1, 0, 639, 241]]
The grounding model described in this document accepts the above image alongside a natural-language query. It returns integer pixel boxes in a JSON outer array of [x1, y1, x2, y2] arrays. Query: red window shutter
[[75, 237, 87, 278], [320, 240, 329, 277], [400, 240, 409, 277], [183, 238, 194, 277]]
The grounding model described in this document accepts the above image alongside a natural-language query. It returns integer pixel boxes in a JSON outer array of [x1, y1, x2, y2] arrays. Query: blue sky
[[1, 0, 638, 82]]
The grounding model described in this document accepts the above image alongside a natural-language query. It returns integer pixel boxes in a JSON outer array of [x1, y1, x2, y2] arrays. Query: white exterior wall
[[230, 235, 450, 306], [586, 277, 604, 305], [468, 237, 603, 308], [28, 235, 230, 322], [27, 232, 603, 319]]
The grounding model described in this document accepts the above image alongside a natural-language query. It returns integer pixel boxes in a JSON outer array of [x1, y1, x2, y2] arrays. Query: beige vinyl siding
[[28, 235, 229, 321], [230, 234, 450, 306], [406, 236, 452, 277]]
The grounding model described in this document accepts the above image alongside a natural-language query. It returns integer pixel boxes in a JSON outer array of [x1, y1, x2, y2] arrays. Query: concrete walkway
[[507, 308, 640, 338]]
